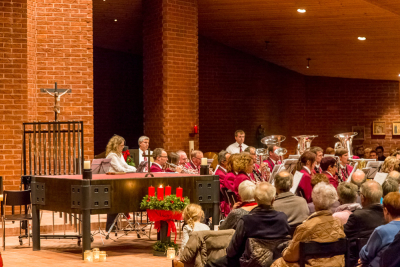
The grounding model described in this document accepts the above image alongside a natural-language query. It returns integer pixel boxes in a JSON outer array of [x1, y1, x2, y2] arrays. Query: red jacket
[[298, 168, 313, 203]]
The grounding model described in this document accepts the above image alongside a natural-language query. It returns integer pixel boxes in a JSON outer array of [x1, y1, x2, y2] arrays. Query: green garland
[[126, 155, 136, 167], [153, 240, 179, 253], [140, 194, 190, 211]]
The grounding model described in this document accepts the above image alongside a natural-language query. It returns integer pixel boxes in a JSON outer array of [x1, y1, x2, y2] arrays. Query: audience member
[[359, 192, 400, 266], [381, 156, 398, 173], [353, 145, 365, 159], [220, 181, 256, 230], [380, 229, 400, 267], [273, 171, 309, 226], [333, 182, 361, 224], [272, 183, 345, 267], [364, 148, 372, 159], [382, 179, 399, 198], [297, 151, 316, 203], [370, 150, 378, 160], [206, 182, 290, 267], [344, 180, 385, 266], [308, 174, 339, 214], [376, 146, 386, 161], [388, 170, 400, 184], [350, 169, 367, 203], [391, 150, 400, 160], [310, 146, 323, 173], [181, 204, 210, 254]]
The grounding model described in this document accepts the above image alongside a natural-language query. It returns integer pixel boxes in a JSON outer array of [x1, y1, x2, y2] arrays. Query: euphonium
[[255, 148, 270, 181], [274, 147, 287, 163], [334, 132, 358, 159], [292, 135, 318, 155]]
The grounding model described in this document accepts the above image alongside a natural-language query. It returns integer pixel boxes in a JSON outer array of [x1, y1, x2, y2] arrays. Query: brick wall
[[143, 0, 199, 153], [198, 36, 400, 157], [93, 46, 143, 155], [0, 0, 28, 190]]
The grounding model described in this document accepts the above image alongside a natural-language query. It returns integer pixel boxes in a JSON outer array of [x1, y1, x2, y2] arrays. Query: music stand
[[91, 159, 111, 174], [269, 164, 281, 183], [288, 155, 300, 159], [283, 159, 298, 174], [366, 161, 384, 179]]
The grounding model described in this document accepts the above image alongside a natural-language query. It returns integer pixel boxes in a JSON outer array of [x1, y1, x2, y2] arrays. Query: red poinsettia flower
[[146, 199, 150, 202], [180, 197, 184, 202], [170, 200, 174, 204], [122, 150, 130, 161]]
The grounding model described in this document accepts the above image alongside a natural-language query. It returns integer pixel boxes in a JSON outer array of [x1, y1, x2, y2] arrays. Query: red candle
[[157, 185, 164, 200], [148, 186, 155, 197], [194, 125, 198, 134], [176, 187, 183, 198], [165, 185, 171, 196]]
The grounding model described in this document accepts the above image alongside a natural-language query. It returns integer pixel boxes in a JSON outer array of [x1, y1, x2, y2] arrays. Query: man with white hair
[[388, 170, 400, 185], [176, 150, 188, 166], [344, 180, 385, 266], [133, 136, 152, 171], [206, 182, 290, 267]]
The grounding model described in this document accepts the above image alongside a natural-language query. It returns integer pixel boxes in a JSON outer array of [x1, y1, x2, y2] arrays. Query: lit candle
[[176, 187, 183, 198], [148, 186, 155, 197], [165, 185, 171, 196], [99, 251, 107, 262], [194, 125, 198, 134], [84, 160, 91, 170], [167, 247, 176, 259], [92, 248, 100, 261], [157, 185, 164, 200], [201, 158, 208, 166], [84, 250, 93, 263]]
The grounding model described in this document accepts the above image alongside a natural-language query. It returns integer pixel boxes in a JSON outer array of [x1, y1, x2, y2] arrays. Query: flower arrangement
[[122, 150, 135, 167], [140, 194, 190, 211], [153, 240, 179, 254]]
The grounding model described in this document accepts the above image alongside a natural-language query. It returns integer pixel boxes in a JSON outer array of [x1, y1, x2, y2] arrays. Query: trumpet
[[165, 162, 197, 174]]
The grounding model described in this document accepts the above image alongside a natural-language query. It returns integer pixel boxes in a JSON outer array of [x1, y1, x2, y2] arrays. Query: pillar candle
[[148, 186, 155, 197], [157, 185, 164, 200], [176, 187, 183, 198], [201, 158, 208, 166], [84, 160, 91, 170], [165, 185, 171, 196], [194, 125, 198, 133]]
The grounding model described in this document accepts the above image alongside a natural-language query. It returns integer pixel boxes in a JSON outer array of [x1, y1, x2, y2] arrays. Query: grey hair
[[388, 171, 400, 184], [191, 150, 202, 159], [382, 178, 399, 198], [218, 150, 229, 164], [312, 182, 338, 210], [360, 180, 383, 204], [176, 150, 187, 156], [274, 171, 293, 192], [138, 136, 149, 145], [337, 182, 358, 204], [254, 182, 276, 205], [238, 180, 256, 202]]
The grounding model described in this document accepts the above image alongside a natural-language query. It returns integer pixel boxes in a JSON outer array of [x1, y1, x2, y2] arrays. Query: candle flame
[[159, 185, 163, 188]]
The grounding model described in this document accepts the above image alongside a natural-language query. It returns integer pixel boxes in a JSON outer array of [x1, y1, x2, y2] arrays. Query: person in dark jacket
[[205, 182, 290, 267], [380, 230, 400, 267], [344, 180, 385, 266]]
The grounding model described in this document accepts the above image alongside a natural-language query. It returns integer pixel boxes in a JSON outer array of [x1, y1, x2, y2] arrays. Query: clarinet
[[252, 169, 262, 182]]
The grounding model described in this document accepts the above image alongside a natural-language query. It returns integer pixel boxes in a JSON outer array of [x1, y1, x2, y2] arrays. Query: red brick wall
[[143, 0, 199, 153], [0, 0, 28, 190], [199, 36, 400, 157]]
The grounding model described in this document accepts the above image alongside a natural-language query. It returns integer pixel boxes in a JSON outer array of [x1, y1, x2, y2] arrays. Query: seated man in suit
[[135, 136, 152, 172], [344, 180, 385, 266], [205, 182, 290, 267]]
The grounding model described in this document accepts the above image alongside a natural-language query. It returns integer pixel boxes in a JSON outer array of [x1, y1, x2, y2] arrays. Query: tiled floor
[[1, 211, 178, 266]]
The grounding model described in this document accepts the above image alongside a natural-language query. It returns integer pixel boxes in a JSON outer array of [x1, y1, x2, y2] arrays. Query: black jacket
[[344, 204, 385, 266], [226, 205, 290, 260], [380, 230, 400, 267]]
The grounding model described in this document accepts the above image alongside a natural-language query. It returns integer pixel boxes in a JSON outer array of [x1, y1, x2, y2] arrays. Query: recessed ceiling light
[[398, 74, 400, 77], [358, 37, 366, 41], [114, 19, 117, 22], [297, 9, 306, 13]]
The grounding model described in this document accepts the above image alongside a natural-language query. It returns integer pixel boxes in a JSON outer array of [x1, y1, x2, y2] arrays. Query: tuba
[[261, 135, 287, 162], [334, 132, 358, 159], [292, 135, 318, 155]]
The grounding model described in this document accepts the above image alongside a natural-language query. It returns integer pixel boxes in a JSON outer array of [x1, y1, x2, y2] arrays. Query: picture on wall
[[352, 126, 365, 140], [393, 122, 400, 136], [373, 122, 386, 135]]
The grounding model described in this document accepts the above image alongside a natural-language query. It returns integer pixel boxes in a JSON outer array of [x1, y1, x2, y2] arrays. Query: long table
[[31, 173, 220, 257]]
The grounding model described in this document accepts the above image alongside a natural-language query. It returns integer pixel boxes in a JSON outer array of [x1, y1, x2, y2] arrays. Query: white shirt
[[226, 142, 248, 154], [303, 166, 311, 174], [214, 165, 227, 174], [139, 149, 153, 164], [326, 171, 334, 178], [106, 152, 137, 173]]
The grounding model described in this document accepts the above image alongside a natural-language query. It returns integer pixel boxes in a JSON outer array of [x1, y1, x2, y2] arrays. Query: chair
[[221, 188, 237, 208], [356, 237, 369, 253], [2, 190, 32, 250], [299, 238, 350, 267], [289, 223, 301, 237]]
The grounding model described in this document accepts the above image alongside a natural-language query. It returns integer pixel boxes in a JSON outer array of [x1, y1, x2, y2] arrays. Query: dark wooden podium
[[31, 172, 220, 258]]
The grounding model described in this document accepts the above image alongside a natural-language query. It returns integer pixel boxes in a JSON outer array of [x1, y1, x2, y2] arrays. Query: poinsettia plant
[[122, 150, 135, 167], [140, 194, 190, 211]]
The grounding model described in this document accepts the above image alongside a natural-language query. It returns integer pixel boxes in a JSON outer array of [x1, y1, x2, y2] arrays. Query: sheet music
[[324, 154, 335, 157], [346, 163, 358, 183], [374, 172, 388, 185], [366, 161, 384, 179], [269, 164, 282, 184], [290, 171, 304, 194]]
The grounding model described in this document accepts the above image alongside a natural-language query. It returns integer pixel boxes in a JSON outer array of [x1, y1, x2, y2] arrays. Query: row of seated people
[[178, 171, 400, 267]]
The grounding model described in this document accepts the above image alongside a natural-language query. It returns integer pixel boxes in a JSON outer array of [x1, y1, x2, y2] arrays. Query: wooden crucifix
[[40, 82, 71, 121], [143, 148, 154, 177]]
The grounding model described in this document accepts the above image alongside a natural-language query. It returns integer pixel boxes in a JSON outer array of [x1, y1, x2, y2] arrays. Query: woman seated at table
[[106, 135, 136, 173]]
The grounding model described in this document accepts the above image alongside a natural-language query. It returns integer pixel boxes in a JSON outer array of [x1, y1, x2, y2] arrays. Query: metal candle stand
[[200, 165, 209, 175], [83, 169, 92, 180]]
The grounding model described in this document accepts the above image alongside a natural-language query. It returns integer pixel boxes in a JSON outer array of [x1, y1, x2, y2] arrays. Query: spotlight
[[297, 9, 306, 13], [358, 37, 366, 41], [306, 58, 311, 69], [114, 19, 117, 22]]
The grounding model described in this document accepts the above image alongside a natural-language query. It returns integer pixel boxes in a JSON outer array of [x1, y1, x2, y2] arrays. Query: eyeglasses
[[194, 157, 202, 160], [160, 156, 168, 158]]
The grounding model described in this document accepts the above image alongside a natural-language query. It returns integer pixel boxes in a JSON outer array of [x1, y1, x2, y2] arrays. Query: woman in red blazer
[[297, 151, 316, 203]]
